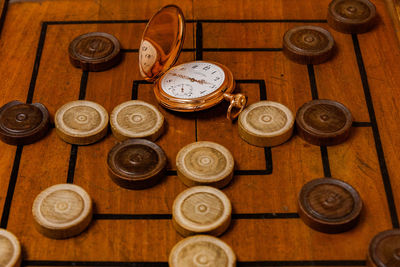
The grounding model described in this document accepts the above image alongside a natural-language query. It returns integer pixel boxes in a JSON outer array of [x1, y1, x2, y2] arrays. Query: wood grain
[[0, 0, 399, 265]]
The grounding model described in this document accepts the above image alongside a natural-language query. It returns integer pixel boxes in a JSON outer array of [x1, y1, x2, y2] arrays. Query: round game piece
[[55, 100, 109, 145], [176, 141, 234, 188], [0, 229, 21, 267], [68, 32, 122, 71], [298, 178, 362, 234], [169, 235, 236, 267], [238, 101, 294, 147], [32, 184, 93, 239], [328, 0, 377, 34], [107, 139, 167, 189], [296, 99, 353, 146], [0, 100, 50, 145], [367, 229, 400, 267], [172, 186, 232, 237], [283, 26, 335, 65], [110, 100, 164, 141]]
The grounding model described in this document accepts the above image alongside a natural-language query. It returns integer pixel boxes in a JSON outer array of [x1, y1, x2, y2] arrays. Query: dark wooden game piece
[[169, 235, 236, 267], [55, 100, 109, 145], [176, 141, 234, 188], [367, 229, 400, 267], [107, 139, 167, 189], [328, 0, 377, 34], [69, 32, 122, 71], [298, 178, 362, 234], [32, 184, 93, 239], [110, 100, 165, 141], [283, 26, 335, 65], [238, 101, 295, 147], [296, 99, 353, 146], [0, 229, 21, 267], [0, 100, 50, 145], [172, 186, 232, 237]]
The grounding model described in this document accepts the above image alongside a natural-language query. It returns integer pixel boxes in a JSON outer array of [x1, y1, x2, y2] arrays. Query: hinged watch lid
[[139, 5, 185, 82]]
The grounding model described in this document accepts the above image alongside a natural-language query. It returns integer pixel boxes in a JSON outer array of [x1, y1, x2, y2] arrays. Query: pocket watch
[[138, 5, 247, 120]]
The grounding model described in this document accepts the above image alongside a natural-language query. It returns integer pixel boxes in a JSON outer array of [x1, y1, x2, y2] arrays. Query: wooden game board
[[0, 0, 399, 266]]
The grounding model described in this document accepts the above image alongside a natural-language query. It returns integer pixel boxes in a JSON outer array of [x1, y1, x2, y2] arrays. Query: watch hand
[[171, 73, 213, 85]]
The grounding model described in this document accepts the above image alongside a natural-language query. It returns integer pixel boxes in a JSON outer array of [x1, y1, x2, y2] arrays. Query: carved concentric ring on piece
[[32, 184, 93, 239], [176, 141, 234, 188], [110, 100, 164, 141], [238, 101, 294, 147], [328, 0, 376, 34], [0, 229, 21, 267], [169, 235, 236, 267], [172, 186, 232, 236], [298, 178, 362, 233], [0, 100, 50, 145], [367, 229, 400, 267], [55, 100, 108, 145], [283, 26, 334, 64], [69, 32, 121, 71]]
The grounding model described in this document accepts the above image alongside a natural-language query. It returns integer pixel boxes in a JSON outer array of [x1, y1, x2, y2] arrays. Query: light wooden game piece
[[298, 178, 362, 234], [110, 100, 164, 141], [32, 184, 93, 239], [238, 101, 294, 147], [55, 100, 109, 145], [69, 32, 122, 71], [0, 100, 50, 145], [107, 139, 167, 189], [0, 229, 21, 267], [176, 141, 234, 188], [283, 26, 335, 65], [296, 99, 353, 146], [367, 229, 400, 267], [169, 235, 236, 267], [328, 0, 377, 34], [172, 186, 232, 237]]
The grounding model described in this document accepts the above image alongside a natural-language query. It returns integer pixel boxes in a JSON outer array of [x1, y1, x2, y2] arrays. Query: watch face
[[160, 62, 226, 99]]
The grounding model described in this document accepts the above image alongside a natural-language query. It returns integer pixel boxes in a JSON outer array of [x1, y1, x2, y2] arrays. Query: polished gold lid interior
[[139, 5, 185, 82]]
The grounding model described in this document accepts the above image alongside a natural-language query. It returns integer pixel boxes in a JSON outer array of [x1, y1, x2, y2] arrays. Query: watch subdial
[[170, 84, 194, 98]]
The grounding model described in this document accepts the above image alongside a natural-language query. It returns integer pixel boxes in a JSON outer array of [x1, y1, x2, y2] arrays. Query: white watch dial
[[160, 62, 226, 99]]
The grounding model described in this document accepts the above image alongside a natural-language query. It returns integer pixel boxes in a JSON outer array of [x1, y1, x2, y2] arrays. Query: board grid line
[[0, 19, 392, 267]]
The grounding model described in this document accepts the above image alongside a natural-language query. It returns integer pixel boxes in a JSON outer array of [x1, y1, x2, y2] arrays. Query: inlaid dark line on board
[[66, 145, 78, 184], [0, 145, 23, 229], [238, 260, 366, 266], [22, 260, 365, 266], [307, 64, 318, 100], [320, 146, 332, 178], [196, 22, 203, 60], [93, 213, 299, 220], [204, 48, 282, 52], [78, 71, 89, 100], [44, 19, 328, 25], [23, 261, 168, 267], [26, 22, 48, 104], [352, 121, 371, 127], [352, 34, 399, 228], [0, 0, 10, 38], [166, 170, 177, 176]]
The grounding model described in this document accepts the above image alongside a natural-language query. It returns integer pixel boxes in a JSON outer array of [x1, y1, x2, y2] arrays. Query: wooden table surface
[[0, 0, 399, 266]]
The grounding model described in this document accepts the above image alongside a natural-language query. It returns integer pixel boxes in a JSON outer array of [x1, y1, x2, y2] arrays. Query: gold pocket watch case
[[139, 5, 247, 120]]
